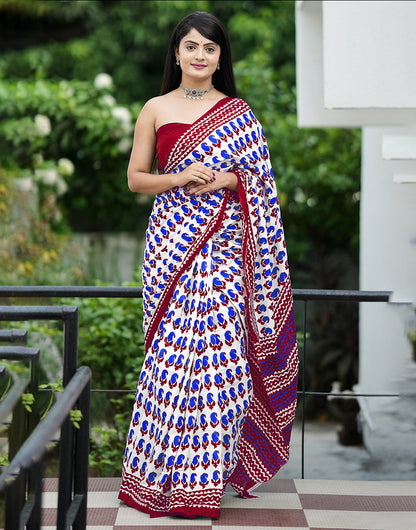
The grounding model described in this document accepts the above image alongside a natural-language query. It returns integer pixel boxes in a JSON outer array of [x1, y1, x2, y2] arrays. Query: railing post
[[5, 402, 26, 529], [73, 376, 91, 530], [26, 459, 44, 529], [301, 299, 307, 480], [58, 307, 79, 530], [62, 306, 78, 386], [1, 343, 40, 529]]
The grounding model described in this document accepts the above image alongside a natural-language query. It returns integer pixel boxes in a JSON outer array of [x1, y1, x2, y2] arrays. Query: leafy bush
[[0, 77, 144, 232], [63, 284, 145, 476], [0, 168, 86, 285], [68, 285, 145, 391]]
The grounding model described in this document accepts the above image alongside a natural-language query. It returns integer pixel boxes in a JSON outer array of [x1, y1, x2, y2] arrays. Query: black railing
[[0, 305, 91, 529], [0, 286, 395, 484], [0, 366, 91, 529]]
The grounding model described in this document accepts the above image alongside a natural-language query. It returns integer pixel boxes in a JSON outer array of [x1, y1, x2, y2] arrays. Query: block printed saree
[[118, 97, 299, 518]]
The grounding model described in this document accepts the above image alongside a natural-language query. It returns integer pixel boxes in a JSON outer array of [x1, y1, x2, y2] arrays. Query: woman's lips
[[192, 64, 206, 69]]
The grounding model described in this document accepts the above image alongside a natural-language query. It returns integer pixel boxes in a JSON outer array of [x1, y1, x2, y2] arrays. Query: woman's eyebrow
[[184, 39, 217, 46]]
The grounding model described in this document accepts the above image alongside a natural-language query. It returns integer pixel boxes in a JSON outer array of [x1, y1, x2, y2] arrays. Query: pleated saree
[[118, 97, 298, 518]]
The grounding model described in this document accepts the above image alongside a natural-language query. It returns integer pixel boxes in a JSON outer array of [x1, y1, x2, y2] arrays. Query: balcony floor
[[41, 477, 416, 529]]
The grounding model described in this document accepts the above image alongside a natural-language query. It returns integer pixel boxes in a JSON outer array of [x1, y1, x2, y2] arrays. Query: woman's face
[[176, 27, 221, 84]]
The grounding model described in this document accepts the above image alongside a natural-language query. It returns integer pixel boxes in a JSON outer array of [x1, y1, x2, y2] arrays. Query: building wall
[[296, 0, 416, 458]]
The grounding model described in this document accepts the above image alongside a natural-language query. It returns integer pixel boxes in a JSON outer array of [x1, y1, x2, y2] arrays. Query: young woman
[[118, 11, 298, 519]]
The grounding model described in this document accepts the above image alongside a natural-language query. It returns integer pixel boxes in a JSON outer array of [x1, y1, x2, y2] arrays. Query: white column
[[358, 126, 416, 458]]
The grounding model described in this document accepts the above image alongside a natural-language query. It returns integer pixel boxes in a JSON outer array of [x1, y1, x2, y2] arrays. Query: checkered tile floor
[[38, 477, 416, 529]]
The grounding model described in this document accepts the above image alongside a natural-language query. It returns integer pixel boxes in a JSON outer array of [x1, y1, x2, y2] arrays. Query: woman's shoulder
[[136, 94, 173, 128], [140, 94, 170, 114]]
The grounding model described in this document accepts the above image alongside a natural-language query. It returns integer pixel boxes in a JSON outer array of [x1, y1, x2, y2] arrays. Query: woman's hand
[[185, 170, 238, 195], [175, 162, 214, 189]]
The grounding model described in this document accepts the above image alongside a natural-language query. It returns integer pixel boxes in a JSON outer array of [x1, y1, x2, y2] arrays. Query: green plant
[[0, 167, 87, 285], [65, 283, 145, 391], [63, 283, 145, 475], [89, 394, 134, 477], [0, 77, 142, 232]]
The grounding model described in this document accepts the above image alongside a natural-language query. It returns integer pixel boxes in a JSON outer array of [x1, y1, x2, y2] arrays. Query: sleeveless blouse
[[156, 123, 191, 170], [155, 97, 233, 171]]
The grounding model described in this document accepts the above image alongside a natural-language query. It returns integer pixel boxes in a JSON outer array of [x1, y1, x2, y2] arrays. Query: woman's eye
[[206, 47, 216, 53], [186, 45, 195, 51]]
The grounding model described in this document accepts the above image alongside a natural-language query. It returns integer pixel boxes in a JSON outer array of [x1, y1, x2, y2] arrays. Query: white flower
[[112, 106, 132, 134], [294, 187, 306, 203], [58, 158, 74, 177], [34, 114, 51, 136], [101, 94, 116, 107], [56, 176, 68, 196], [94, 73, 113, 90], [15, 177, 36, 193], [117, 138, 131, 153], [35, 168, 59, 186]]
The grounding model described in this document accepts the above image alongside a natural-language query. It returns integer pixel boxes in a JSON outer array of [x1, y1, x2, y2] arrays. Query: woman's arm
[[127, 100, 213, 195]]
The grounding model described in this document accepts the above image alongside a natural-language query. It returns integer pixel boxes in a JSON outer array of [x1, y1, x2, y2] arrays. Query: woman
[[118, 11, 298, 519]]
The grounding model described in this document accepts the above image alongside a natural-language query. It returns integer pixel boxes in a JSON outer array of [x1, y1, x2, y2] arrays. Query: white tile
[[115, 504, 212, 526], [87, 527, 114, 530], [212, 525, 308, 530], [305, 509, 416, 530], [42, 490, 120, 509], [86, 491, 121, 508], [221, 492, 302, 510], [295, 479, 416, 496], [42, 492, 58, 508]]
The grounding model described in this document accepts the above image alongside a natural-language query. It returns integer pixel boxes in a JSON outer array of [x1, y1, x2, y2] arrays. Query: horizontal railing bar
[[0, 346, 40, 361], [65, 493, 84, 527], [0, 305, 78, 321], [0, 329, 28, 343], [301, 391, 399, 398], [0, 366, 91, 491], [0, 286, 392, 302], [0, 286, 142, 298], [0, 377, 30, 424], [83, 388, 399, 398], [292, 289, 391, 302]]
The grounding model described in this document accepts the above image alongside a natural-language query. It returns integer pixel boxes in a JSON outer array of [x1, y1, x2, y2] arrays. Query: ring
[[194, 176, 198, 182]]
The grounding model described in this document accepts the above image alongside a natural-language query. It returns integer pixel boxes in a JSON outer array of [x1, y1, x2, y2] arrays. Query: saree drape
[[118, 97, 298, 518]]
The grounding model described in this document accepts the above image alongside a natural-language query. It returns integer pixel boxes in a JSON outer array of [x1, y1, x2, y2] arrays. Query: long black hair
[[160, 11, 237, 97]]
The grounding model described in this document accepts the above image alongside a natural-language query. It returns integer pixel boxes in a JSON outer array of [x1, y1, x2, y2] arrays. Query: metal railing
[[0, 305, 91, 530], [0, 286, 394, 485]]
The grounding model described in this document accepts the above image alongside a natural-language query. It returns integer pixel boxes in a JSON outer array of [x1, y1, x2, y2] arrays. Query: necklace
[[180, 84, 214, 100]]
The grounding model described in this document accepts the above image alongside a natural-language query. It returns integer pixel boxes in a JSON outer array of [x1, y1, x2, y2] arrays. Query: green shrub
[[64, 284, 145, 476]]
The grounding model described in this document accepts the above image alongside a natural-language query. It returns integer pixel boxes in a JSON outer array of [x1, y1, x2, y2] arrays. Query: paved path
[[40, 476, 416, 529]]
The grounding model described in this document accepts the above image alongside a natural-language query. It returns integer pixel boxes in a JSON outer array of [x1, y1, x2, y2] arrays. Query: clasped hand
[[178, 162, 228, 196]]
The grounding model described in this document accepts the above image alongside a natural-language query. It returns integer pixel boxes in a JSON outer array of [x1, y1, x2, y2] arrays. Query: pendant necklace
[[180, 84, 214, 100]]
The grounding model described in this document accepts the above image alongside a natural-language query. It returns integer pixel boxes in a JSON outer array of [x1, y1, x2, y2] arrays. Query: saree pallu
[[118, 97, 299, 518]]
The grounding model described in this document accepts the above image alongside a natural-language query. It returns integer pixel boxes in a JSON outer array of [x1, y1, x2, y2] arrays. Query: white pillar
[[358, 126, 416, 458]]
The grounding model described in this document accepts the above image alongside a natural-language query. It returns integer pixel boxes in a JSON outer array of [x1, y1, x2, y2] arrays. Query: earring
[[176, 57, 180, 66], [217, 62, 220, 71]]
